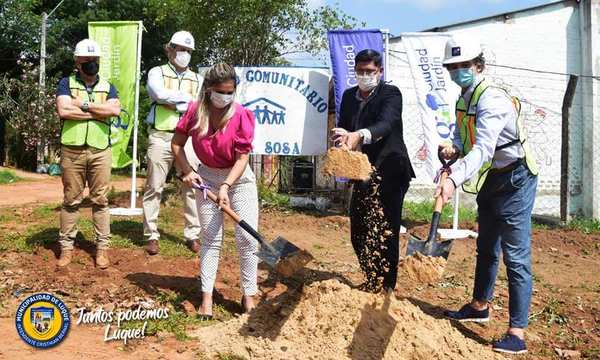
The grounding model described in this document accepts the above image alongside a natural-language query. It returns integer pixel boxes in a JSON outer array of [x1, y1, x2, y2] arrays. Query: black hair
[[473, 52, 486, 69], [355, 49, 383, 68]]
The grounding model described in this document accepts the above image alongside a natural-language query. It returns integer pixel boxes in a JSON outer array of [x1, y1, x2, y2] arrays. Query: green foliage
[[0, 169, 21, 184], [257, 180, 290, 208]]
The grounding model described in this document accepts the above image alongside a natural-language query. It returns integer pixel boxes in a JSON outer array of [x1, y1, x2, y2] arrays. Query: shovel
[[406, 153, 458, 259], [192, 183, 313, 277]]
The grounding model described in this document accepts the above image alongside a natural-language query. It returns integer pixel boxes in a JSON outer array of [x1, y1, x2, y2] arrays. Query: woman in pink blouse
[[172, 63, 259, 318]]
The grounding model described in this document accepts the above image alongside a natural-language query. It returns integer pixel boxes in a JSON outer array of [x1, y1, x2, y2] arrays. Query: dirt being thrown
[[399, 252, 447, 284], [191, 279, 505, 360], [322, 148, 372, 180]]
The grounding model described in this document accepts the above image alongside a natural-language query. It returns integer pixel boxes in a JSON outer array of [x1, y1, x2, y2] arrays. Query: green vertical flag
[[88, 21, 142, 168]]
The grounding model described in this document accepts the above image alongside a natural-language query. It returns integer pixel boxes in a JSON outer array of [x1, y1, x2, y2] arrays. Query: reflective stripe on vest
[[60, 76, 111, 149], [153, 64, 200, 131], [456, 79, 539, 194]]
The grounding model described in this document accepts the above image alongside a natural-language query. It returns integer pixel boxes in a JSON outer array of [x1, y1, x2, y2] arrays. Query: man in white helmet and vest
[[437, 34, 538, 354], [55, 39, 121, 269], [143, 31, 201, 255]]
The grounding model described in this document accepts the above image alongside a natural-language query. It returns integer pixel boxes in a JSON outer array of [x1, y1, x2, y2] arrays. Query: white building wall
[[388, 1, 583, 217]]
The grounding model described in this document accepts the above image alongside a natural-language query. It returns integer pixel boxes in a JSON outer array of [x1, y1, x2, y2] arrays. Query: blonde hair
[[191, 63, 237, 136]]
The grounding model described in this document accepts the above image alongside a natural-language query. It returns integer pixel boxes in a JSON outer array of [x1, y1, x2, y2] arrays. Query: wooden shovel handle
[[434, 171, 449, 213], [203, 188, 242, 223]]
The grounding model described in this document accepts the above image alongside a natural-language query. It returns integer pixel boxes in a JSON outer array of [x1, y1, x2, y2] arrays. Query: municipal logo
[[451, 46, 461, 56], [243, 97, 286, 125], [15, 293, 70, 348]]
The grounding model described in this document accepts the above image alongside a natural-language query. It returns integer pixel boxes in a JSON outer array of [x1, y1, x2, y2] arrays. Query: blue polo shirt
[[56, 73, 118, 99]]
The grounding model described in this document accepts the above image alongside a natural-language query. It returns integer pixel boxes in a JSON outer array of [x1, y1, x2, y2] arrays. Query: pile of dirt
[[322, 148, 372, 180], [192, 279, 505, 360], [399, 252, 447, 284]]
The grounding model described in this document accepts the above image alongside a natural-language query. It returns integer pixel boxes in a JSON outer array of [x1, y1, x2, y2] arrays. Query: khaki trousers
[[59, 145, 112, 250], [142, 129, 201, 242]]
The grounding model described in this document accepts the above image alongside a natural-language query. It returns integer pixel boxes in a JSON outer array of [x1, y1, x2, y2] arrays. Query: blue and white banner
[[402, 32, 460, 181], [328, 29, 384, 122], [200, 66, 330, 156]]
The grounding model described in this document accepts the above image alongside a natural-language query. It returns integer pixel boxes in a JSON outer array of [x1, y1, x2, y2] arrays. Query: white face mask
[[356, 74, 379, 91], [210, 91, 234, 109], [173, 51, 191, 68]]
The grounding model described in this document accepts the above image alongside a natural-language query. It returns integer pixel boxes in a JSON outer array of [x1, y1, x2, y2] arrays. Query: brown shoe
[[57, 249, 72, 267], [96, 249, 110, 269], [185, 239, 200, 253], [145, 239, 159, 255]]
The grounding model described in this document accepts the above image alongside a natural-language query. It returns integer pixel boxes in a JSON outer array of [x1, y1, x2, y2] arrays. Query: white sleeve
[[146, 66, 193, 110], [358, 128, 372, 144], [449, 89, 514, 186]]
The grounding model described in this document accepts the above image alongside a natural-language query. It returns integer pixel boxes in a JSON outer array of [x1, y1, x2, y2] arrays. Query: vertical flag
[[327, 29, 384, 122], [88, 21, 142, 168], [402, 32, 460, 180]]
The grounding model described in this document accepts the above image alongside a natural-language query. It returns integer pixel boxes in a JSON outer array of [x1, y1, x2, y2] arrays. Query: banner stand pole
[[111, 21, 144, 216], [438, 189, 478, 240], [382, 29, 390, 76]]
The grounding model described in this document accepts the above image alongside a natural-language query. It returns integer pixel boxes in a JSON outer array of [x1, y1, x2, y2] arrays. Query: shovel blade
[[257, 236, 314, 276], [406, 234, 454, 259]]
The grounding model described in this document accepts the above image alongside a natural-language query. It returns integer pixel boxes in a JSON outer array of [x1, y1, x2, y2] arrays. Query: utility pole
[[39, 12, 47, 88]]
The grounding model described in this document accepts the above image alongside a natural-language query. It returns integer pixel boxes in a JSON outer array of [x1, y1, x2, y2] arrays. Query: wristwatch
[[81, 101, 90, 112]]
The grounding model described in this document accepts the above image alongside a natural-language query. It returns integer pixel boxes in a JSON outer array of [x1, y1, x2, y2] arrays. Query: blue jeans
[[473, 162, 538, 328]]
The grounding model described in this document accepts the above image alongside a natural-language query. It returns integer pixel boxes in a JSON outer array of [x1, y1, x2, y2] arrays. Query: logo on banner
[[15, 293, 70, 348], [243, 98, 286, 125]]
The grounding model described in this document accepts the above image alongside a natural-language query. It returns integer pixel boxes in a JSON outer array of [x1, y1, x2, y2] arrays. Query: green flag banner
[[88, 21, 142, 168]]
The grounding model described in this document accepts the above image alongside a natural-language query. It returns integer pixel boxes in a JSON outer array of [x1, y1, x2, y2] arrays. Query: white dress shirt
[[145, 63, 198, 124]]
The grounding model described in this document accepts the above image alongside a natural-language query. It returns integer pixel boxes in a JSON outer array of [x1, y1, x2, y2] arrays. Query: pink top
[[175, 102, 255, 168]]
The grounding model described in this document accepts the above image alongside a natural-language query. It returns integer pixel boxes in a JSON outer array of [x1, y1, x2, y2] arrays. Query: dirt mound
[[192, 279, 505, 360], [399, 253, 447, 284], [322, 148, 372, 180]]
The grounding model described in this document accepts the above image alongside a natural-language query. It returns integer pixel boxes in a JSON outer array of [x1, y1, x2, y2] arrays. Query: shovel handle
[[427, 171, 450, 243], [434, 171, 449, 213], [199, 186, 266, 246]]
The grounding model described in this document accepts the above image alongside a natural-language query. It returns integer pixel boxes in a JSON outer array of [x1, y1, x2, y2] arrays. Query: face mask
[[356, 74, 379, 91], [210, 91, 234, 109], [450, 68, 475, 88], [173, 51, 191, 68], [81, 61, 99, 76]]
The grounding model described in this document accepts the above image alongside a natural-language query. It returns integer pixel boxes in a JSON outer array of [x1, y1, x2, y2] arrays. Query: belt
[[490, 158, 523, 174]]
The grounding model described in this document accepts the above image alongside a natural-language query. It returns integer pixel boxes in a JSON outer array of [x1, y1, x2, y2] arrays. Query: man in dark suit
[[332, 49, 415, 292]]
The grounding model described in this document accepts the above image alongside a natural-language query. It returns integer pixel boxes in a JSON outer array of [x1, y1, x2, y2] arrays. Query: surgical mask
[[210, 91, 234, 109], [450, 68, 475, 88], [81, 61, 99, 76], [356, 74, 379, 91], [173, 51, 191, 68]]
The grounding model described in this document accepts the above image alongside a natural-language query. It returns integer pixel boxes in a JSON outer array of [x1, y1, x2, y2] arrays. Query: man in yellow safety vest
[[143, 31, 201, 255], [437, 34, 538, 355], [55, 39, 121, 269]]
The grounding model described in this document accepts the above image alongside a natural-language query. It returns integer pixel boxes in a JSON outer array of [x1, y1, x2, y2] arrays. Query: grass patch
[[567, 218, 600, 234], [529, 298, 568, 326], [403, 201, 477, 224], [32, 203, 59, 218], [0, 169, 21, 184]]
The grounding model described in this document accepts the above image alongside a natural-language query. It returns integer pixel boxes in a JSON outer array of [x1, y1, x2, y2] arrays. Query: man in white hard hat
[[142, 31, 202, 255], [437, 34, 538, 354], [55, 39, 121, 269]]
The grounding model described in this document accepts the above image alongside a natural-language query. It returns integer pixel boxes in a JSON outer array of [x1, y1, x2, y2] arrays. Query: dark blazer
[[339, 81, 415, 183]]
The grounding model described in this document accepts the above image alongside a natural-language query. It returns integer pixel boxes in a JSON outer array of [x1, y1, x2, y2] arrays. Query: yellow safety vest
[[456, 79, 538, 193], [152, 64, 200, 131], [60, 75, 112, 149]]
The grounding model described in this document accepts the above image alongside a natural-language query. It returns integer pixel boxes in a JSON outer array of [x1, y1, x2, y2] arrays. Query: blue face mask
[[450, 68, 475, 88]]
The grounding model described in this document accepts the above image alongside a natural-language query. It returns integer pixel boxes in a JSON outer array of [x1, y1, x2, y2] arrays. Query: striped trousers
[[195, 165, 259, 295]]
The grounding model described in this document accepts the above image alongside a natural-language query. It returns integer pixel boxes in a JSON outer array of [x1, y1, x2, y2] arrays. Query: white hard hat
[[442, 34, 482, 65], [169, 31, 195, 50], [74, 39, 101, 57]]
